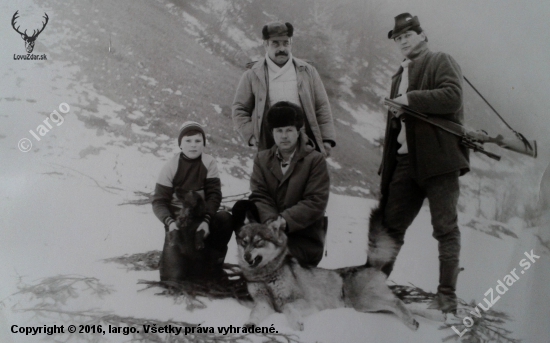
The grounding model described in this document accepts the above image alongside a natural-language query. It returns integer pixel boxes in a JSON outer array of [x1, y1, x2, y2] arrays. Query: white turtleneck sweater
[[396, 59, 411, 154], [265, 53, 300, 106]]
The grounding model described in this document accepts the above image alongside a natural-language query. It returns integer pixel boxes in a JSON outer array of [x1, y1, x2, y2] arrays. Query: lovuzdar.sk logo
[[12, 10, 49, 60]]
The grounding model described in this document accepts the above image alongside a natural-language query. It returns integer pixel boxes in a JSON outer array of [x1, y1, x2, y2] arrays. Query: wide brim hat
[[262, 22, 294, 40], [388, 13, 421, 39]]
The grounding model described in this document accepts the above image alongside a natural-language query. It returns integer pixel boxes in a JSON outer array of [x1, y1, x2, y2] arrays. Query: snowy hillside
[[1, 0, 549, 342], [165, 0, 544, 223]]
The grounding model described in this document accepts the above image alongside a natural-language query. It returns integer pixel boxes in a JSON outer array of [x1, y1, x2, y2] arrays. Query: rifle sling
[[384, 98, 501, 160], [463, 76, 533, 151]]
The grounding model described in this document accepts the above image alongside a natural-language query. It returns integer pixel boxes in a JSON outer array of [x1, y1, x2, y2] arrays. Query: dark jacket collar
[[266, 135, 314, 183], [392, 41, 430, 78], [406, 41, 429, 61]]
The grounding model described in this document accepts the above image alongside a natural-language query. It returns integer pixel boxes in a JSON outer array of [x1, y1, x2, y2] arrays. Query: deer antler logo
[[11, 11, 49, 54]]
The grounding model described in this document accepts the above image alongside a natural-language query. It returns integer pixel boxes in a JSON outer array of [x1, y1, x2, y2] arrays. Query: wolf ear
[[244, 210, 259, 224], [174, 187, 186, 201], [191, 191, 206, 216], [267, 217, 287, 244], [273, 225, 287, 246]]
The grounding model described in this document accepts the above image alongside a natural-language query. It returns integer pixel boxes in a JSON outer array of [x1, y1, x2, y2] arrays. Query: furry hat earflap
[[178, 121, 206, 146], [262, 22, 294, 40], [267, 101, 304, 131]]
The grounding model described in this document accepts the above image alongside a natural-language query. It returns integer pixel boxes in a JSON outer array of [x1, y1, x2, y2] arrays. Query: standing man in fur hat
[[373, 13, 470, 314], [232, 21, 336, 157]]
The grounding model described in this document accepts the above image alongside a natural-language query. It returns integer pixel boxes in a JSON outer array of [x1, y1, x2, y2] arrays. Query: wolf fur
[[234, 199, 425, 331], [174, 189, 207, 251]]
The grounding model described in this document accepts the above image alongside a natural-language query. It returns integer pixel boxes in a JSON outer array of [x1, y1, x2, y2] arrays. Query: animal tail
[[366, 205, 398, 269]]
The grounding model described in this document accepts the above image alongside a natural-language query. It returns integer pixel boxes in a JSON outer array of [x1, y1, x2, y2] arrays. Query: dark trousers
[[202, 211, 234, 252], [159, 211, 233, 282], [383, 155, 461, 296], [285, 226, 326, 267]]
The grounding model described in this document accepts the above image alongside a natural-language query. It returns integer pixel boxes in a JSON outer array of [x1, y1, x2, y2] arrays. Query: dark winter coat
[[232, 57, 336, 155], [379, 43, 470, 200], [249, 139, 330, 245]]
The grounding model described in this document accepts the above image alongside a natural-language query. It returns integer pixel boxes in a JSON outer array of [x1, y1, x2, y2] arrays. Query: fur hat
[[388, 13, 422, 39], [267, 101, 304, 131], [262, 22, 294, 40], [178, 121, 206, 146]]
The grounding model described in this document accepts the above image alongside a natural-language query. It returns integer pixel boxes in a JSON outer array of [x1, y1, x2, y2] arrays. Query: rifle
[[384, 98, 537, 161]]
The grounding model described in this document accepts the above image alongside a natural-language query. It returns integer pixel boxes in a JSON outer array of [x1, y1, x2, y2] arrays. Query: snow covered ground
[[1, 1, 549, 343]]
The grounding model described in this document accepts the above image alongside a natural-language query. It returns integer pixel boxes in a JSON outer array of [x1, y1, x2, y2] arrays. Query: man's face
[[273, 126, 298, 152], [394, 30, 425, 56], [264, 37, 292, 66], [179, 133, 204, 159]]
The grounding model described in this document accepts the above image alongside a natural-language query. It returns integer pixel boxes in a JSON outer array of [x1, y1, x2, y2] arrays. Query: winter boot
[[428, 261, 461, 313], [204, 246, 228, 281]]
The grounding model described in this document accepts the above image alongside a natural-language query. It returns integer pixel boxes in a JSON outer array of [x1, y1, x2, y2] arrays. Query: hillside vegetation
[[41, 0, 541, 223]]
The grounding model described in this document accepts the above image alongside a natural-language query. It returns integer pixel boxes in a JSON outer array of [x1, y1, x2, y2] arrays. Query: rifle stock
[[384, 98, 537, 160], [473, 133, 537, 158]]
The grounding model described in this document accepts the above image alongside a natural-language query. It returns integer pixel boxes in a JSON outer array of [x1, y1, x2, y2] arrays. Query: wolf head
[[174, 189, 206, 228], [236, 222, 288, 271], [174, 188, 206, 250]]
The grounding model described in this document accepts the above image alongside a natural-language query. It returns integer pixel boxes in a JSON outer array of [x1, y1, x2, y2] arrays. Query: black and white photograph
[[1, 0, 549, 342]]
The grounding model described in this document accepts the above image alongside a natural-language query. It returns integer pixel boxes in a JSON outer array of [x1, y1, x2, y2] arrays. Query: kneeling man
[[247, 101, 330, 266]]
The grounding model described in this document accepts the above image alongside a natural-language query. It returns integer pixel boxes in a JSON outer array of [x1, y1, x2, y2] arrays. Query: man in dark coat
[[375, 13, 470, 314], [248, 101, 330, 266]]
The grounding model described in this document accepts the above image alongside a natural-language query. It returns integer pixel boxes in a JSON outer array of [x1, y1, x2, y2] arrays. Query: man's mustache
[[275, 51, 288, 57]]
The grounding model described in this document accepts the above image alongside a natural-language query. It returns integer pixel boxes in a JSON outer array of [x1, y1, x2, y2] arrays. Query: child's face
[[180, 133, 204, 159]]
